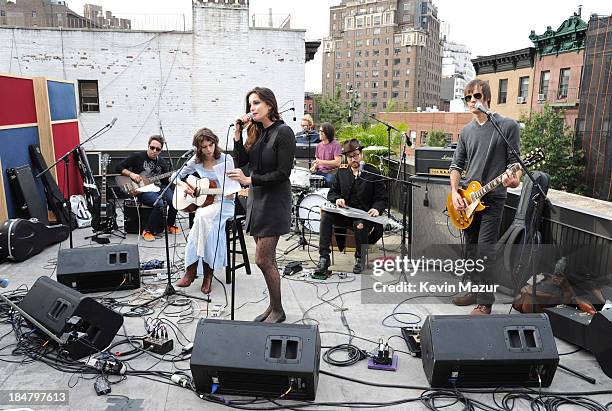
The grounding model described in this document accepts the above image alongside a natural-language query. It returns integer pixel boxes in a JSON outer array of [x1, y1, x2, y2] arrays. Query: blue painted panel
[[47, 80, 77, 121], [0, 127, 47, 219]]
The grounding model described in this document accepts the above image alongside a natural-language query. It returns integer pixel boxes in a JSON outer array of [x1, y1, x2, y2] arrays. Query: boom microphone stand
[[36, 117, 117, 249], [132, 153, 211, 310], [476, 104, 549, 313]]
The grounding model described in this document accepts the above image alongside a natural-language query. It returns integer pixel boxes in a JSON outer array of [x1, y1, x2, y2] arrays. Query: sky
[[64, 0, 610, 92]]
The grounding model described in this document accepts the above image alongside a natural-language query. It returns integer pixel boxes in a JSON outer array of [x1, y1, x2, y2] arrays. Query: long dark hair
[[192, 127, 221, 163], [320, 122, 335, 142], [244, 87, 281, 151]]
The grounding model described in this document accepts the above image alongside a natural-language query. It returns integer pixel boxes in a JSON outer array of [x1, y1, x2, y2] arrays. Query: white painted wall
[[0, 2, 305, 150]]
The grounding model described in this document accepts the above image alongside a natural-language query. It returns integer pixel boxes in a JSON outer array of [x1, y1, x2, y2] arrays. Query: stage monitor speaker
[[18, 276, 124, 359], [420, 314, 558, 388], [56, 244, 140, 293], [587, 310, 612, 378], [190, 319, 320, 400]]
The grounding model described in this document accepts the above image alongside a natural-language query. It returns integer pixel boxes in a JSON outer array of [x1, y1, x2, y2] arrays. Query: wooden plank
[[0, 157, 7, 223], [0, 123, 38, 130], [33, 77, 57, 182], [0, 72, 34, 80], [50, 119, 78, 125]]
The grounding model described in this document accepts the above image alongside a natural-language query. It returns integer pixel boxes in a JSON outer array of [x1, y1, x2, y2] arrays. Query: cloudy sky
[[65, 0, 610, 92]]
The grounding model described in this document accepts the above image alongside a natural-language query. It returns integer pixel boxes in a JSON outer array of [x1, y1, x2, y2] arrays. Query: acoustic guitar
[[172, 175, 249, 213], [446, 149, 545, 230]]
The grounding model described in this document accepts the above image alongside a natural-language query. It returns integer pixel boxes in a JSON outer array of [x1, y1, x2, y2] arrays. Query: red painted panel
[[0, 76, 37, 126], [51, 121, 84, 195]]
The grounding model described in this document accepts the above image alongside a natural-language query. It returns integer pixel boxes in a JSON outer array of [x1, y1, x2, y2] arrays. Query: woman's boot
[[176, 262, 197, 287]]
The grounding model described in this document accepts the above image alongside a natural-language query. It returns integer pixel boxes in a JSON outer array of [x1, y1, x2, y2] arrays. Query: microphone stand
[[367, 113, 399, 219], [36, 119, 116, 249], [480, 110, 549, 313], [131, 155, 211, 311]]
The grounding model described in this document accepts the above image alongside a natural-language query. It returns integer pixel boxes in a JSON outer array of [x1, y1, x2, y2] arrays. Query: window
[[518, 76, 529, 100], [420, 131, 428, 145], [539, 71, 550, 99], [0, 10, 5, 17], [32, 10, 37, 18], [78, 80, 100, 113], [558, 68, 570, 98], [498, 79, 508, 104], [393, 58, 400, 65]]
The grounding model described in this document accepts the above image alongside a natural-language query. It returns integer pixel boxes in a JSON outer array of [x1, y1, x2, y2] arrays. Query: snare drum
[[297, 188, 329, 233], [290, 167, 310, 190], [309, 175, 325, 189]]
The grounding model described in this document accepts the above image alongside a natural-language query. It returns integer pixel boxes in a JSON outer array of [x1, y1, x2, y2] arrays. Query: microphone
[[180, 147, 196, 159], [474, 102, 492, 116], [234, 112, 254, 127], [402, 132, 412, 147], [358, 160, 365, 176], [0, 279, 8, 288], [109, 117, 118, 127]]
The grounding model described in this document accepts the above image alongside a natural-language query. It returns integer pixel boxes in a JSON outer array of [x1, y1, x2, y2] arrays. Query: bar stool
[[225, 214, 251, 284]]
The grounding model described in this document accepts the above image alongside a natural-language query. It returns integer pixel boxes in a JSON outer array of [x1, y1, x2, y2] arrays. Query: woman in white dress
[[174, 128, 235, 294]]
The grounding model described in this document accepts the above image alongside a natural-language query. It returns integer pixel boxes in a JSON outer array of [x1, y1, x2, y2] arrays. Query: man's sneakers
[[452, 292, 477, 306], [470, 304, 492, 315], [313, 256, 331, 277], [142, 230, 156, 242], [167, 225, 181, 235], [353, 257, 364, 274]]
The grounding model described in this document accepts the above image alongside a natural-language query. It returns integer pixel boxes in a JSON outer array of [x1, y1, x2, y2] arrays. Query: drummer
[[310, 122, 341, 187]]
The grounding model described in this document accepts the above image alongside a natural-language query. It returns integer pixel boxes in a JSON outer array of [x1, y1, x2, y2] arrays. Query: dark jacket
[[234, 121, 296, 237], [327, 163, 388, 214], [115, 152, 171, 186]]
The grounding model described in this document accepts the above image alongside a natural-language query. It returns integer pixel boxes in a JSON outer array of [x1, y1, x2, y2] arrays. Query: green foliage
[[314, 86, 358, 130], [426, 130, 446, 147], [519, 105, 586, 195], [335, 122, 406, 152]]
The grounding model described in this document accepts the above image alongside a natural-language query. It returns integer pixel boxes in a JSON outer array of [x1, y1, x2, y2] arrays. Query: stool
[[330, 224, 386, 266], [123, 199, 153, 234], [225, 214, 251, 284]]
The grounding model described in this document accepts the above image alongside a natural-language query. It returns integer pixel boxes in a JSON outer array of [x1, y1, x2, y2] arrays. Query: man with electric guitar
[[115, 135, 180, 241], [448, 79, 522, 315]]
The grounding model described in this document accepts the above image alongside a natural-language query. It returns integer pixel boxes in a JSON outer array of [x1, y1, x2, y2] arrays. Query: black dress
[[234, 121, 296, 237]]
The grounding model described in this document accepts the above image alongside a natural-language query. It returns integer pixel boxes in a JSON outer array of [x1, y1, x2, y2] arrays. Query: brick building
[[322, 0, 442, 120], [0, 0, 308, 150], [0, 0, 92, 28]]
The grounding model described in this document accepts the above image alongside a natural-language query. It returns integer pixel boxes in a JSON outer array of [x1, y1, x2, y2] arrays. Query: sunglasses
[[463, 92, 483, 103], [149, 146, 162, 152]]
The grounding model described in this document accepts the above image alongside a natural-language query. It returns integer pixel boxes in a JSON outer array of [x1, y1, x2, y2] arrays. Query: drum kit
[[289, 167, 330, 234]]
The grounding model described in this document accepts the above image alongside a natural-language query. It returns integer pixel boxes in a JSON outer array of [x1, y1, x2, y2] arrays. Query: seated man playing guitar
[[115, 135, 180, 241], [449, 79, 521, 316], [313, 139, 388, 275]]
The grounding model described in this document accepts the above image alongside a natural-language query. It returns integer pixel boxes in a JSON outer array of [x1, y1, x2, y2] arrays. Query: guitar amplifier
[[415, 147, 455, 176], [123, 199, 153, 234]]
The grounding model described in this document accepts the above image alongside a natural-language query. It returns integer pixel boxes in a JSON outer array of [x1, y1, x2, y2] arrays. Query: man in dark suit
[[313, 139, 388, 275]]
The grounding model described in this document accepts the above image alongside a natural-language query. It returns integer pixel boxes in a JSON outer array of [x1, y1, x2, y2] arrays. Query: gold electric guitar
[[446, 149, 545, 230]]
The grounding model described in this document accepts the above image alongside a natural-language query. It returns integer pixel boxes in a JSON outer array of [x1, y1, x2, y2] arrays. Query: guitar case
[[75, 145, 100, 214], [496, 171, 550, 293], [6, 164, 49, 224], [28, 145, 72, 227], [0, 218, 69, 262]]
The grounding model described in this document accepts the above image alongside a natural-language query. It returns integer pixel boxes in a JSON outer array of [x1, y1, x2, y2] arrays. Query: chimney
[[577, 5, 582, 17]]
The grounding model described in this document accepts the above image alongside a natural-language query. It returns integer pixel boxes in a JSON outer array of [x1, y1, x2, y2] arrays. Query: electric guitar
[[91, 154, 117, 232], [446, 149, 545, 230], [115, 170, 176, 196]]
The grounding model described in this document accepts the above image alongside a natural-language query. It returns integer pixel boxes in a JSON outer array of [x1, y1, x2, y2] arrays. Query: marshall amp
[[414, 147, 455, 177]]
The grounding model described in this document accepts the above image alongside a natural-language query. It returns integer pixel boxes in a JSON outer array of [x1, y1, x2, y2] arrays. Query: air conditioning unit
[[517, 96, 526, 104], [538, 93, 546, 101]]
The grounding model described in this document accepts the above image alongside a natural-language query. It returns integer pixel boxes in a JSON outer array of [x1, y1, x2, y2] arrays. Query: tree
[[426, 130, 446, 147], [314, 86, 351, 129], [519, 105, 586, 195]]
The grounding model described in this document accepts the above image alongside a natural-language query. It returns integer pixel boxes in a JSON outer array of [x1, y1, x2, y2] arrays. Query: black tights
[[254, 236, 284, 321]]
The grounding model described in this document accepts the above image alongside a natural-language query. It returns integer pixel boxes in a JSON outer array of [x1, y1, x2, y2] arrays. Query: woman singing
[[227, 87, 296, 323], [174, 128, 235, 294]]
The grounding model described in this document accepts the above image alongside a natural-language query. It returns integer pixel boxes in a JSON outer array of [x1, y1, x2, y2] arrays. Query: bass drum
[[297, 188, 329, 233]]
